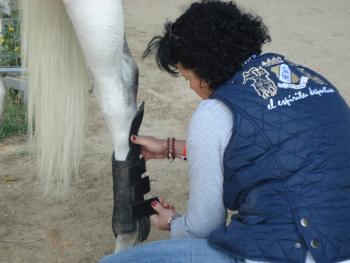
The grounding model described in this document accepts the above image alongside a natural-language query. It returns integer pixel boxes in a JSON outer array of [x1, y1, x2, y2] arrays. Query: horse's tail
[[21, 0, 90, 195]]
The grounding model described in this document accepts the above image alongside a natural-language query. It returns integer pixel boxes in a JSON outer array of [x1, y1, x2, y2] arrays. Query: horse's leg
[[62, 0, 143, 252], [62, 0, 134, 158]]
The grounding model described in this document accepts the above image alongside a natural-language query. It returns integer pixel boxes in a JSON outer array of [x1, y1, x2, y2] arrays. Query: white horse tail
[[21, 0, 90, 195]]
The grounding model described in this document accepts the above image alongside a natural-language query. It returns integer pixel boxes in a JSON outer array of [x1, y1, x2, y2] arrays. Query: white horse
[[21, 0, 143, 252]]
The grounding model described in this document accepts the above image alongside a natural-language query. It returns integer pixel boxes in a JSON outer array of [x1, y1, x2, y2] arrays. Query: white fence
[[0, 67, 27, 105]]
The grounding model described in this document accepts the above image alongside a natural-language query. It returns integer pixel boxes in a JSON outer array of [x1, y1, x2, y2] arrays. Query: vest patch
[[261, 56, 284, 67], [278, 76, 309, 90], [296, 67, 328, 85], [279, 64, 292, 83], [271, 64, 309, 90], [243, 67, 277, 99], [271, 65, 300, 84], [242, 61, 332, 109]]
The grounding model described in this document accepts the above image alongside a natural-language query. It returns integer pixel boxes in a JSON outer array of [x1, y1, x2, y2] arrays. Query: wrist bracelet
[[171, 137, 176, 160], [166, 137, 176, 162], [167, 214, 180, 230], [166, 137, 171, 159], [182, 143, 187, 160]]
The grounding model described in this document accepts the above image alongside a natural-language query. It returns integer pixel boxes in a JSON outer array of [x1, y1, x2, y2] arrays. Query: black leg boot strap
[[112, 102, 158, 240]]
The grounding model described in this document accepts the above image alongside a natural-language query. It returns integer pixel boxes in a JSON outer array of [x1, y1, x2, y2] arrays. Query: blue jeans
[[99, 239, 243, 263]]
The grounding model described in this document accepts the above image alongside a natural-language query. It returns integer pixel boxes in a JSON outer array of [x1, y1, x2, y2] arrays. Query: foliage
[[0, 88, 27, 140], [0, 2, 26, 140], [0, 2, 21, 66]]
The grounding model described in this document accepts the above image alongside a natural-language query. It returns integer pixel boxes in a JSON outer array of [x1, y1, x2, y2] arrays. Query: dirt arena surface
[[1, 0, 349, 262]]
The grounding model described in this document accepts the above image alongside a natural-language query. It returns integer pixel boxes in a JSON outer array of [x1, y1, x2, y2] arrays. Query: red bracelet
[[182, 143, 187, 160]]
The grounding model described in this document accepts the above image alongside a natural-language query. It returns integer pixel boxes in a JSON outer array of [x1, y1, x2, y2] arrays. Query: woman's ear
[[200, 80, 210, 90]]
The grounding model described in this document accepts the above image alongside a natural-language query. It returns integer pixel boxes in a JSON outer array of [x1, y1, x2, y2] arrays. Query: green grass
[[0, 88, 27, 140]]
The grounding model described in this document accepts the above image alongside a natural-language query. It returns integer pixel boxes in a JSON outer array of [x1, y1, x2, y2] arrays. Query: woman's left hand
[[150, 198, 177, 231]]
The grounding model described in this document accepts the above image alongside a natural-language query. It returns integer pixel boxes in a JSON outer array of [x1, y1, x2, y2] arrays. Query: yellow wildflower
[[14, 46, 20, 52], [8, 26, 14, 32], [0, 38, 4, 45]]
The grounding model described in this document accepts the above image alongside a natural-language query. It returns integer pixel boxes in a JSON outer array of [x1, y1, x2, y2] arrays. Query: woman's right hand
[[131, 135, 167, 160]]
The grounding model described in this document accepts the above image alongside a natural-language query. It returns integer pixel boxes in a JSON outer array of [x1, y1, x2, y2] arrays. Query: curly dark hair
[[143, 0, 271, 90]]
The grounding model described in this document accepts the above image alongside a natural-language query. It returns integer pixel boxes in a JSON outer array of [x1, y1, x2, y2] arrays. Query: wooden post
[[0, 77, 5, 117]]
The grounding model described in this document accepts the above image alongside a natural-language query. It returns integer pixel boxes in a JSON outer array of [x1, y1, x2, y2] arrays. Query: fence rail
[[0, 67, 27, 104], [0, 67, 25, 74]]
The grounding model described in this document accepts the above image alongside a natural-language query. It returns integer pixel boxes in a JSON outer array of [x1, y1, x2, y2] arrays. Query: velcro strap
[[132, 197, 159, 220], [131, 158, 146, 183], [129, 102, 144, 155], [134, 176, 150, 200]]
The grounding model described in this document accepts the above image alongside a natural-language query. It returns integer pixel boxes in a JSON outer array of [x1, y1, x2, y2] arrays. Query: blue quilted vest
[[208, 53, 350, 263]]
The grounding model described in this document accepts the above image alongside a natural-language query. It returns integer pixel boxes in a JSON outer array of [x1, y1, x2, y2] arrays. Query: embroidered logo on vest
[[271, 64, 309, 90], [261, 56, 284, 67], [296, 67, 328, 86], [243, 67, 277, 99]]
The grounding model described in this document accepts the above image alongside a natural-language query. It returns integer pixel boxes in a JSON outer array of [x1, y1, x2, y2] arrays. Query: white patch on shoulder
[[279, 64, 292, 83], [278, 76, 309, 90]]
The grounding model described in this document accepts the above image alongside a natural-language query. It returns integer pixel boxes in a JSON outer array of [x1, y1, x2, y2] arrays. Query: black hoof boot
[[111, 102, 157, 242], [137, 216, 151, 242]]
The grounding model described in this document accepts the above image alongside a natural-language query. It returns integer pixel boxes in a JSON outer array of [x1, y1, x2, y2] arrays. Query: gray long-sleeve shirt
[[170, 98, 233, 239]]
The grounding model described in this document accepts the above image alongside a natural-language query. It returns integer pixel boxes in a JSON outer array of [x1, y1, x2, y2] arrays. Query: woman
[[100, 1, 350, 262]]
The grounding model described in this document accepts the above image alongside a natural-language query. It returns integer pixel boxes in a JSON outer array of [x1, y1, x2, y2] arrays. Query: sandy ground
[[0, 0, 349, 262]]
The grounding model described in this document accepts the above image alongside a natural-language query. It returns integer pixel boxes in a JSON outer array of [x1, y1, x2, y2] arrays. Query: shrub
[[0, 88, 26, 139], [0, 2, 26, 140], [0, 2, 21, 66]]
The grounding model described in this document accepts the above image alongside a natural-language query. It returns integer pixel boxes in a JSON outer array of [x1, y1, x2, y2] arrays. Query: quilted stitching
[[208, 53, 350, 263]]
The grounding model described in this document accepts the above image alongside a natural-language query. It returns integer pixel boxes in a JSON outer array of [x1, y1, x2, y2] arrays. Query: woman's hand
[[131, 135, 167, 160], [150, 197, 177, 231]]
